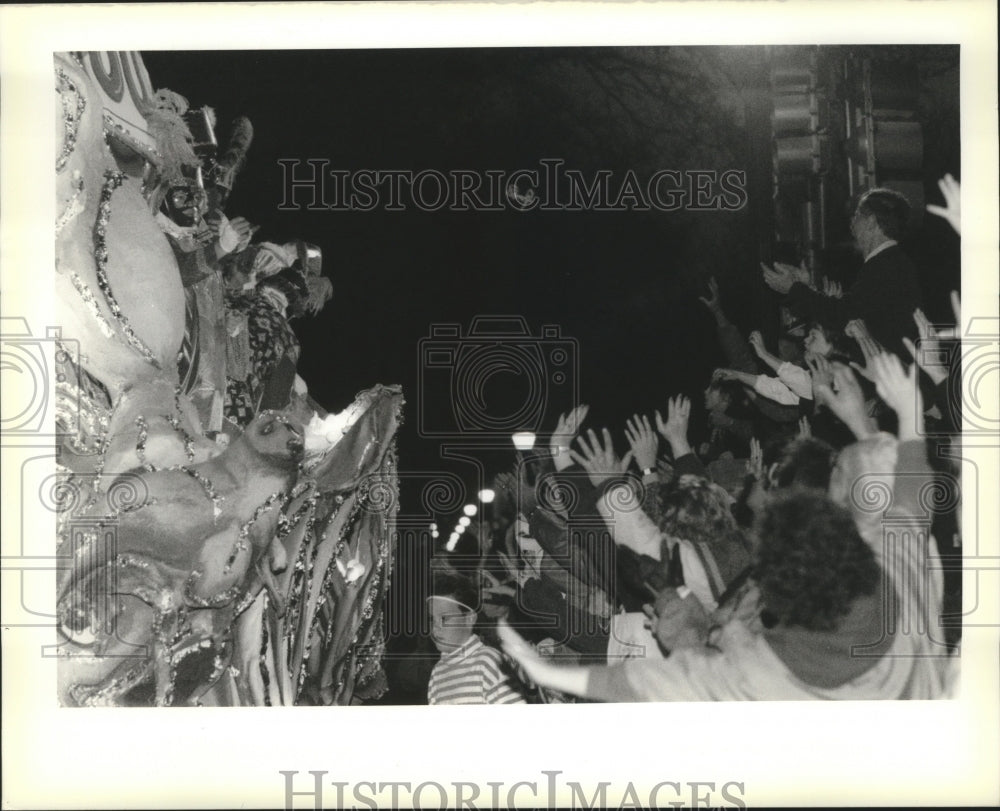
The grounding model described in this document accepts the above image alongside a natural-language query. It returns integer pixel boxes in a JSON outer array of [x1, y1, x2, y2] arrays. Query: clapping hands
[[761, 261, 809, 295]]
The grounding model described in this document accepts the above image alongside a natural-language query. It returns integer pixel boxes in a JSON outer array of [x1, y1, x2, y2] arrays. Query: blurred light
[[458, 516, 471, 527], [478, 488, 496, 504], [429, 522, 437, 531], [456, 524, 466, 534], [463, 504, 478, 517], [445, 536, 458, 552], [448, 532, 459, 543], [431, 530, 439, 539], [511, 431, 536, 451]]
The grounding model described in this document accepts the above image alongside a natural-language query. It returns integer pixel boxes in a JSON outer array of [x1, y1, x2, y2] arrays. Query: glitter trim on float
[[56, 67, 87, 173], [92, 170, 162, 369]]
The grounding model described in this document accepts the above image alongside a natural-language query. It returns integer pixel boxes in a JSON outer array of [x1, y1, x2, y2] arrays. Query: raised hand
[[868, 352, 922, 439], [698, 276, 722, 312], [761, 261, 809, 295], [655, 395, 692, 458], [821, 277, 843, 298], [846, 319, 885, 382], [844, 318, 874, 344], [813, 363, 875, 440], [227, 215, 254, 249], [761, 262, 794, 294], [551, 404, 589, 471], [926, 173, 961, 235], [748, 330, 766, 356], [806, 352, 833, 396], [551, 404, 589, 448], [569, 428, 634, 486], [624, 414, 659, 471], [713, 368, 739, 382], [902, 308, 953, 385], [797, 415, 812, 439]]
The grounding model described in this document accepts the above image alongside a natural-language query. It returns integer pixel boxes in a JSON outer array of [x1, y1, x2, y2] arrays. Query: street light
[[458, 516, 471, 527], [478, 488, 495, 504], [429, 522, 437, 531], [456, 524, 466, 534], [463, 504, 478, 517], [448, 531, 459, 544], [431, 530, 439, 539]]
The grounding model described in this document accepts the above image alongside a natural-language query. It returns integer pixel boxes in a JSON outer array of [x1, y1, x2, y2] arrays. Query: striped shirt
[[427, 635, 527, 705]]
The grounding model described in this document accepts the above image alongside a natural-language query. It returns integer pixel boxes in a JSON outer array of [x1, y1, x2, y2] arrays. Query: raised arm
[[498, 617, 721, 702], [811, 361, 878, 440], [748, 330, 783, 374], [550, 404, 590, 472], [624, 413, 660, 481], [700, 276, 758, 372], [926, 173, 961, 235], [571, 428, 661, 560]]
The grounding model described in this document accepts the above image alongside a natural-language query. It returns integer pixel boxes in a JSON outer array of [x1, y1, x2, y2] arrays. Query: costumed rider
[[151, 102, 254, 436], [224, 266, 310, 430], [156, 165, 253, 286]]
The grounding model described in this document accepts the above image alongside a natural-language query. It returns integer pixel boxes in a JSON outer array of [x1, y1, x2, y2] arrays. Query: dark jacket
[[786, 245, 921, 357]]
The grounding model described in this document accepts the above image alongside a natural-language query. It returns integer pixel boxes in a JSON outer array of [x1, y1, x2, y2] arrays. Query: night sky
[[142, 45, 959, 537]]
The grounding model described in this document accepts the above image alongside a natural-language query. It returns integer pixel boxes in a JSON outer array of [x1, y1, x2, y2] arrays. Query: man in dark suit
[[761, 188, 922, 357]]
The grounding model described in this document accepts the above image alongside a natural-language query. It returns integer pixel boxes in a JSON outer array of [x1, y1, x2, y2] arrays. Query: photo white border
[[2, 2, 997, 808]]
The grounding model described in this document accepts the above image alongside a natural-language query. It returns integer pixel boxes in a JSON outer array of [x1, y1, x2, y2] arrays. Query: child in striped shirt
[[427, 573, 526, 705]]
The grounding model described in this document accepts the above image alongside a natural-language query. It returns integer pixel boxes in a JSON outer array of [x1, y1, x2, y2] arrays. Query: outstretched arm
[[572, 428, 660, 559], [748, 331, 783, 374]]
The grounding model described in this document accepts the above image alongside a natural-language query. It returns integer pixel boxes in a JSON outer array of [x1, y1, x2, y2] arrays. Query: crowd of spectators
[[425, 178, 964, 703]]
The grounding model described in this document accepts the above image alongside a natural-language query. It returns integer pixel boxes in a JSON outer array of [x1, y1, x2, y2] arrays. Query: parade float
[[53, 51, 401, 706]]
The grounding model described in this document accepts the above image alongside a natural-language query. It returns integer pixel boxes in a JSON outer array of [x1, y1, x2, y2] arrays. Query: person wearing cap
[[426, 573, 527, 705]]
